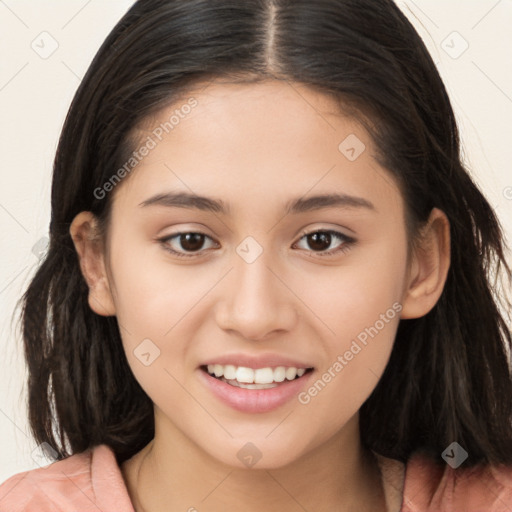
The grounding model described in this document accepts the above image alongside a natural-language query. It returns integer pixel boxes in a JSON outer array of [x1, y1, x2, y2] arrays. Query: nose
[[215, 250, 298, 341]]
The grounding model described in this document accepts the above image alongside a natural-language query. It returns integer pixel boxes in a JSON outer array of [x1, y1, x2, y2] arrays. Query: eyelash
[[157, 229, 356, 259]]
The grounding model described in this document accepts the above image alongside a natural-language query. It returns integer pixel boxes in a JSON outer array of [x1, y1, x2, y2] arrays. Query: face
[[92, 80, 413, 469]]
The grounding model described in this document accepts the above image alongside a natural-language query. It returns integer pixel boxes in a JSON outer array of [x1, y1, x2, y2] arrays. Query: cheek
[[107, 231, 211, 331], [105, 238, 205, 405], [293, 236, 406, 406], [299, 237, 407, 340], [297, 281, 402, 432]]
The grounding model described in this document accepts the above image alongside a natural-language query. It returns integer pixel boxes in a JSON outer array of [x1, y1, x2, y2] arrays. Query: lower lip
[[198, 368, 314, 414]]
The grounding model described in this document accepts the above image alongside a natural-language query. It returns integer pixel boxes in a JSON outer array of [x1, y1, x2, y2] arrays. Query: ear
[[400, 208, 451, 319], [69, 211, 116, 316]]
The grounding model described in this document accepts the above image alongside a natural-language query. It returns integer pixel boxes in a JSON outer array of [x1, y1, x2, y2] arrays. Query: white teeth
[[205, 364, 309, 384], [273, 366, 286, 382], [223, 364, 237, 380], [285, 367, 298, 380], [254, 367, 274, 384], [236, 367, 254, 383]]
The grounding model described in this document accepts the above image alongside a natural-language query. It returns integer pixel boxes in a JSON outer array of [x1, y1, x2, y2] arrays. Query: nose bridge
[[215, 238, 297, 339], [234, 246, 274, 304]]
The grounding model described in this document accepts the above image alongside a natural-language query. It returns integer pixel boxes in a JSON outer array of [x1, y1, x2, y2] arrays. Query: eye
[[158, 232, 218, 258], [158, 229, 356, 259], [293, 229, 355, 257]]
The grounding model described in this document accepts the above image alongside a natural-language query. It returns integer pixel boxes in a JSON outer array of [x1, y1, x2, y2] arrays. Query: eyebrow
[[138, 191, 376, 215]]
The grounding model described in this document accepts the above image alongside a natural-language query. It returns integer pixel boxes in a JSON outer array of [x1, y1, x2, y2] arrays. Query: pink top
[[1, 444, 511, 511]]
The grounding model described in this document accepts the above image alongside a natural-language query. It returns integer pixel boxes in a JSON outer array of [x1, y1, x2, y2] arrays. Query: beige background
[[0, 0, 511, 479]]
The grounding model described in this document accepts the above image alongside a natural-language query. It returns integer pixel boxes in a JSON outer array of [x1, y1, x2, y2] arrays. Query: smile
[[199, 364, 315, 413]]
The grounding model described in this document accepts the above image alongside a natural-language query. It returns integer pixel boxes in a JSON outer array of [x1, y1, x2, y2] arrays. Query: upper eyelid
[[160, 227, 352, 241], [296, 227, 351, 238]]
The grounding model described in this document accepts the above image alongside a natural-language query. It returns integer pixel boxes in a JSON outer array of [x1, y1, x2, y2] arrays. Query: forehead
[[165, 79, 357, 145], [112, 79, 403, 219]]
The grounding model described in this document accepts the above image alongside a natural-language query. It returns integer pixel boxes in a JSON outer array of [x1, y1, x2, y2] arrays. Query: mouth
[[197, 355, 316, 413], [200, 364, 314, 390]]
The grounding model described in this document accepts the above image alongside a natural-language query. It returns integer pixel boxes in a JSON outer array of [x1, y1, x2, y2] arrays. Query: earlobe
[[69, 211, 116, 316], [400, 208, 451, 319]]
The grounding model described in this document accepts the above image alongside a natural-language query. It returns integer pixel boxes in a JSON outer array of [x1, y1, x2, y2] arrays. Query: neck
[[122, 413, 387, 512]]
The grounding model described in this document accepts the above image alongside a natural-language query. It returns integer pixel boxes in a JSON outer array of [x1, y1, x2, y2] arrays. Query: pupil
[[309, 232, 330, 251], [181, 233, 204, 251]]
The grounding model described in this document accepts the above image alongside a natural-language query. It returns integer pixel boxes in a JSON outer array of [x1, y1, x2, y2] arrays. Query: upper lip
[[200, 353, 314, 370]]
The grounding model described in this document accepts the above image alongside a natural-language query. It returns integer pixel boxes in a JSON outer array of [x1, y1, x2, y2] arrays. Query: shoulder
[[0, 444, 135, 512], [402, 450, 512, 512]]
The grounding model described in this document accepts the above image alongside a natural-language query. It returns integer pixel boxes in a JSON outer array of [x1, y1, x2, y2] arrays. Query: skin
[[70, 79, 450, 512]]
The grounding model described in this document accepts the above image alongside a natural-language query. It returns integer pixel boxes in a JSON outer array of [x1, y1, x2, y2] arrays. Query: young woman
[[1, 0, 511, 511]]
